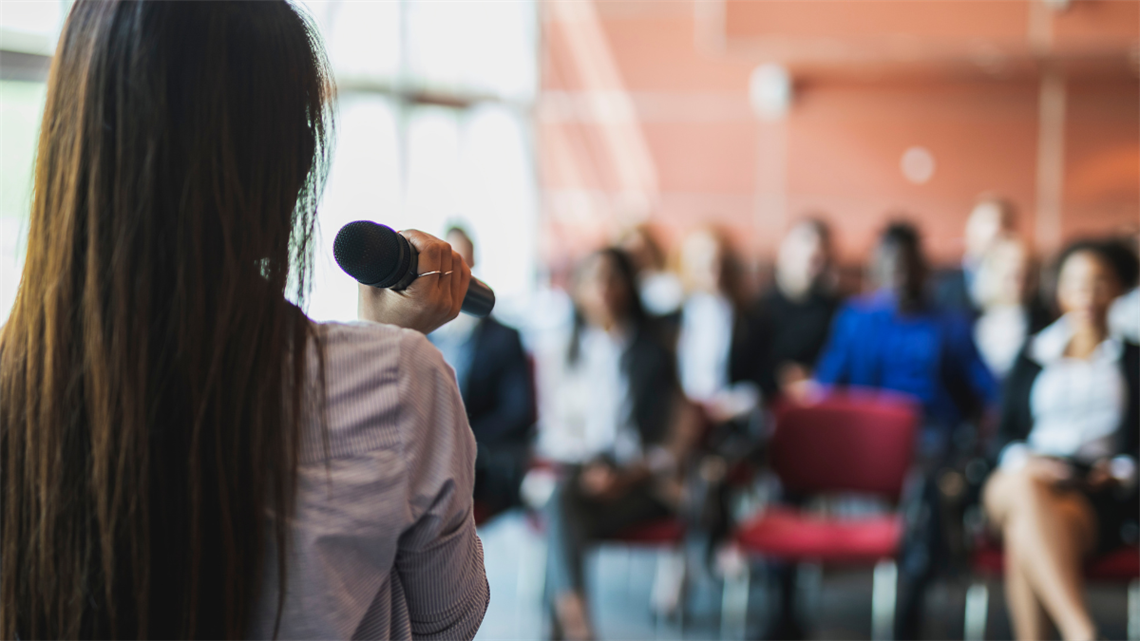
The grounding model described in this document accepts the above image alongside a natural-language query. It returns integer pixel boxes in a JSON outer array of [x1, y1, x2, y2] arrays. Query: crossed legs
[[983, 467, 1099, 641]]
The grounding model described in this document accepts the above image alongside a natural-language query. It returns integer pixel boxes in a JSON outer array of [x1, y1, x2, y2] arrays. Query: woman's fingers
[[356, 229, 472, 334], [450, 249, 472, 314]]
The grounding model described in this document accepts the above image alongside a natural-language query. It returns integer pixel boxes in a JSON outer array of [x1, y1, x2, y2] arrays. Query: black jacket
[[993, 339, 1140, 466], [750, 286, 840, 398], [624, 324, 683, 448], [462, 317, 535, 448]]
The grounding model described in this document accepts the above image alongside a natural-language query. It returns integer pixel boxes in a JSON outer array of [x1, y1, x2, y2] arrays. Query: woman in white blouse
[[536, 248, 698, 640], [983, 241, 1139, 641]]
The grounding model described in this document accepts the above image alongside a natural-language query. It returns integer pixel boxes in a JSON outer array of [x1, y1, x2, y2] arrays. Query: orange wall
[[538, 0, 1140, 269]]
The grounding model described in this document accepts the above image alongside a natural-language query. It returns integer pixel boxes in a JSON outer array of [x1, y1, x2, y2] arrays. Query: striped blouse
[[249, 320, 489, 640]]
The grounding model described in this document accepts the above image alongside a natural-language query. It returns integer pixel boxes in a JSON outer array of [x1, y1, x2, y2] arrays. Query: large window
[[0, 0, 539, 326]]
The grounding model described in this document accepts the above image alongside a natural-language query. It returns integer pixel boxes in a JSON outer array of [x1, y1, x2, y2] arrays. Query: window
[[0, 0, 539, 326], [0, 0, 65, 323], [300, 0, 539, 324], [0, 80, 45, 321]]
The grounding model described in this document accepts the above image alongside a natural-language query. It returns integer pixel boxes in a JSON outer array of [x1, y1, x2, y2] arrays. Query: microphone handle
[[461, 279, 495, 317]]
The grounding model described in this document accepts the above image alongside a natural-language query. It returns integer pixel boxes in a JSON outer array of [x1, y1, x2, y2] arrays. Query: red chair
[[963, 540, 1140, 640], [720, 391, 920, 641]]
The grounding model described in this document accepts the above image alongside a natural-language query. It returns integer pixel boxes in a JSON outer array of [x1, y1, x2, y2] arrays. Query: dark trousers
[[545, 468, 671, 597], [473, 442, 528, 514]]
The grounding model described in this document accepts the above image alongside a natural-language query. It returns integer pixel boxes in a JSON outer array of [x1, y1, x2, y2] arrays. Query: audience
[[457, 214, 1138, 640], [934, 195, 1018, 318], [972, 237, 1054, 380], [982, 240, 1139, 641], [753, 218, 841, 400], [430, 226, 536, 515], [810, 221, 999, 639], [535, 248, 699, 641]]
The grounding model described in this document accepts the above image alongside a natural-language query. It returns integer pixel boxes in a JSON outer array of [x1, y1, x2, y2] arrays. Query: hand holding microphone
[[334, 221, 495, 334]]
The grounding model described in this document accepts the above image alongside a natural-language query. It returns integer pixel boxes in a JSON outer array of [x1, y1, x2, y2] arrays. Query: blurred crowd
[[430, 198, 1139, 641]]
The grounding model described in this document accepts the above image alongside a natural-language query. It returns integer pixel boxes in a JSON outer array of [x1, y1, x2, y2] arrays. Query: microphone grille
[[333, 220, 402, 287]]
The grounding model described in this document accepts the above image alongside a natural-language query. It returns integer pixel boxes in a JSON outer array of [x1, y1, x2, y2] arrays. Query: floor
[[473, 510, 1132, 641]]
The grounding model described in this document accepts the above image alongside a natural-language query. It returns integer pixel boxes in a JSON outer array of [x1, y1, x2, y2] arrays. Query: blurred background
[[2, 1, 1138, 639]]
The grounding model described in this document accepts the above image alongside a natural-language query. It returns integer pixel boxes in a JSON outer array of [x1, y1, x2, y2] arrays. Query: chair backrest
[[769, 390, 919, 502]]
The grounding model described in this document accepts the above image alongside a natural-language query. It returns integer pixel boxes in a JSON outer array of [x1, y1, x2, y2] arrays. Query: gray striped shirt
[[250, 321, 489, 640]]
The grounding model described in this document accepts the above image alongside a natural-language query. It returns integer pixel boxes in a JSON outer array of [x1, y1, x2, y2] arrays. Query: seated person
[[754, 217, 841, 401], [751, 218, 842, 640], [972, 237, 1054, 380], [535, 248, 698, 641], [812, 221, 998, 456], [983, 240, 1139, 641], [430, 226, 535, 515], [676, 226, 762, 423], [933, 194, 1018, 319], [808, 221, 998, 639]]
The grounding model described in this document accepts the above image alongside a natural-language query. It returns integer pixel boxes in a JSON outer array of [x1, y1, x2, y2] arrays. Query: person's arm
[[394, 332, 489, 640], [811, 304, 857, 387], [467, 327, 534, 444], [990, 348, 1036, 471]]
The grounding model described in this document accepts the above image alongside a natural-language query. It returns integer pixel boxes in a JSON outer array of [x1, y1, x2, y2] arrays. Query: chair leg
[[652, 547, 686, 613], [1128, 578, 1140, 641], [721, 561, 751, 640], [516, 524, 548, 635], [871, 559, 897, 641], [963, 581, 989, 641]]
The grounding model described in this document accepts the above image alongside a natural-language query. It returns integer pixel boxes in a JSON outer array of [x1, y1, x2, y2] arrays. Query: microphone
[[333, 220, 495, 318]]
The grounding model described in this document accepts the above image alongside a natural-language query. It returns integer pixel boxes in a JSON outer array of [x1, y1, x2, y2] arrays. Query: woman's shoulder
[[315, 319, 446, 371], [303, 320, 459, 461]]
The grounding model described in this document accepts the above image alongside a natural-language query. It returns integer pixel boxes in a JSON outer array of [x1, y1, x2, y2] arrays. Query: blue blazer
[[814, 291, 999, 430]]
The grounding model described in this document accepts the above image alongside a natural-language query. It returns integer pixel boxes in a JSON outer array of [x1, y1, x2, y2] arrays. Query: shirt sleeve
[[813, 304, 857, 387], [394, 330, 489, 641]]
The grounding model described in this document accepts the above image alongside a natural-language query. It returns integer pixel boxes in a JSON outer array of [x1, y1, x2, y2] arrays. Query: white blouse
[[535, 325, 642, 464], [677, 292, 735, 402], [1000, 317, 1127, 470]]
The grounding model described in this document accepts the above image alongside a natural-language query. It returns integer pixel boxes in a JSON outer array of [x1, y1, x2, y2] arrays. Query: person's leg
[[985, 470, 1047, 640], [1004, 543, 1048, 641], [761, 490, 807, 640], [894, 472, 941, 640], [545, 474, 597, 640], [984, 470, 1098, 641], [546, 474, 672, 639]]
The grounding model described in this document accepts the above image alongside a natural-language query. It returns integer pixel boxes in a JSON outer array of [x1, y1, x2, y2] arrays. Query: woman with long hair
[[535, 248, 698, 640], [0, 2, 486, 638]]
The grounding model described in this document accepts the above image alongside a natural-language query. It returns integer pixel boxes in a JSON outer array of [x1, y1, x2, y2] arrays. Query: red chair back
[[769, 390, 919, 502]]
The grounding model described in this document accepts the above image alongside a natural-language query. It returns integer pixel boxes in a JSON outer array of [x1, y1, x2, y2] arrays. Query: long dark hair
[[0, 1, 331, 638]]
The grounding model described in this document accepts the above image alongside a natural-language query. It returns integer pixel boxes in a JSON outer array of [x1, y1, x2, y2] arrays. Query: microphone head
[[333, 220, 408, 288]]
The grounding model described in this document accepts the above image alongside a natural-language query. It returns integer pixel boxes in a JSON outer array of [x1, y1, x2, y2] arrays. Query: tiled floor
[[474, 511, 1132, 641]]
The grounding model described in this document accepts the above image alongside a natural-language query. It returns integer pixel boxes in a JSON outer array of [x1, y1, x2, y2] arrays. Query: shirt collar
[[1030, 314, 1123, 366]]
